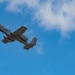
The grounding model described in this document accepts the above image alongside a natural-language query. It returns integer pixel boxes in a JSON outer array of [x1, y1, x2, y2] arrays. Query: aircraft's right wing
[[13, 26, 27, 36]]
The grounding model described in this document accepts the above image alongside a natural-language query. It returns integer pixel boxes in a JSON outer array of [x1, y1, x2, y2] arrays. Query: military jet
[[0, 24, 37, 50]]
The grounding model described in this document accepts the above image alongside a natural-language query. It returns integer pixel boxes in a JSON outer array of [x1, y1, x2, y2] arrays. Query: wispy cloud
[[1, 0, 75, 36], [5, 0, 38, 12], [0, 0, 3, 3], [35, 41, 44, 54], [34, 0, 75, 36]]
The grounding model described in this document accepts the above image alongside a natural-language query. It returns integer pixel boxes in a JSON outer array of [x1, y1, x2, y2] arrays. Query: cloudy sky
[[0, 0, 75, 75]]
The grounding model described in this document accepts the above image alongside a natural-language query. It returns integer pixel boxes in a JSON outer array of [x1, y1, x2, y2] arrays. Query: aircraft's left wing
[[2, 37, 14, 44], [13, 26, 27, 36]]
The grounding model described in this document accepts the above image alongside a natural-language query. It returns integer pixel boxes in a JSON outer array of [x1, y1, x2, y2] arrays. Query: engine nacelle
[[20, 35, 28, 42]]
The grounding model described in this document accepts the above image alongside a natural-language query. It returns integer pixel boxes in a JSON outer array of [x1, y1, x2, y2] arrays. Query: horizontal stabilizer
[[13, 26, 27, 36], [24, 37, 37, 50]]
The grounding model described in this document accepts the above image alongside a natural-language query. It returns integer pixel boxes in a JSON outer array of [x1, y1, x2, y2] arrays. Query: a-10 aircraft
[[0, 24, 37, 50]]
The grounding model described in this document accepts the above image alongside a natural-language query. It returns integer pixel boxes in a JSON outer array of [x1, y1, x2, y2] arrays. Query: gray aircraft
[[0, 24, 37, 50]]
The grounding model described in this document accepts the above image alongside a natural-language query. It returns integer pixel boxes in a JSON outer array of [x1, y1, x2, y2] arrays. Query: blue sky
[[0, 0, 75, 75]]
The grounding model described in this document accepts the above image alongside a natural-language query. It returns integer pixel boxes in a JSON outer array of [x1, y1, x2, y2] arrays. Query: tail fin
[[23, 37, 37, 50], [30, 37, 37, 46]]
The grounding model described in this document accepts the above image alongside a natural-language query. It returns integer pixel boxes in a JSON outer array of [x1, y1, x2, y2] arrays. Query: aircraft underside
[[0, 24, 37, 50]]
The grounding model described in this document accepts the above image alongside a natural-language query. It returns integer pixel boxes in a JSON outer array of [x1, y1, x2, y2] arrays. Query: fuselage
[[0, 25, 11, 35], [0, 24, 28, 44], [0, 24, 37, 50]]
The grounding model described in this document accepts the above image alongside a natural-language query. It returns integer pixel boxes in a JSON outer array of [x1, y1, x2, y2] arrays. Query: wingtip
[[22, 26, 27, 30]]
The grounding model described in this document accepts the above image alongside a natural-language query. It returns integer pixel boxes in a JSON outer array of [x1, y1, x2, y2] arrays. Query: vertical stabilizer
[[30, 37, 37, 46]]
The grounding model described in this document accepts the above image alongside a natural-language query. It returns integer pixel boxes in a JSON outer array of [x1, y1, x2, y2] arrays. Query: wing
[[2, 37, 14, 44], [13, 26, 27, 36]]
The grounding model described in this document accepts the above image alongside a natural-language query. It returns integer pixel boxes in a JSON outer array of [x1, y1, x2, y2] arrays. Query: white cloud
[[34, 0, 75, 36], [1, 0, 75, 36], [35, 41, 43, 54], [0, 0, 3, 3], [5, 0, 38, 12]]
